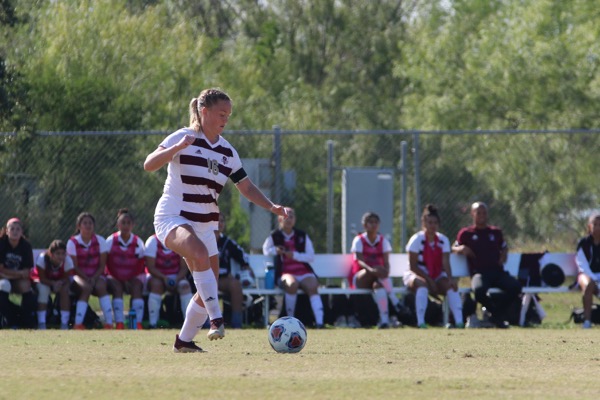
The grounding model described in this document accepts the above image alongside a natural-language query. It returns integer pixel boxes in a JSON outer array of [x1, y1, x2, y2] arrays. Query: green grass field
[[1, 292, 596, 400]]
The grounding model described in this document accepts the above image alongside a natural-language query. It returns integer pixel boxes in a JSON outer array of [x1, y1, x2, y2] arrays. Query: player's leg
[[280, 273, 299, 318], [299, 274, 324, 327]]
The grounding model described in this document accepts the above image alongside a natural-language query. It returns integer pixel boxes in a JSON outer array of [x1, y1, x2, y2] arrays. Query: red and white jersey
[[350, 233, 392, 258], [66, 234, 108, 277], [154, 128, 245, 231], [144, 234, 181, 275], [105, 232, 145, 281], [32, 252, 74, 282], [406, 231, 451, 279]]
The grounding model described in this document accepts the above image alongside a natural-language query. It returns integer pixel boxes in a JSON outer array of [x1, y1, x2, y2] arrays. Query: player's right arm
[[143, 134, 196, 172]]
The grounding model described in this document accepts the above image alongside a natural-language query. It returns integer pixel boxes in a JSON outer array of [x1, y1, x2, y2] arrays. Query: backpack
[[570, 304, 600, 324]]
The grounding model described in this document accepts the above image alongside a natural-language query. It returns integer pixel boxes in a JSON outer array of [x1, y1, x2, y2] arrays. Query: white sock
[[192, 270, 222, 320], [148, 293, 163, 326], [373, 288, 389, 324], [75, 300, 88, 325], [132, 298, 145, 323], [179, 300, 208, 342], [37, 311, 46, 324], [447, 289, 463, 325], [113, 298, 124, 323], [416, 287, 429, 326], [98, 295, 112, 325], [379, 278, 401, 308], [60, 310, 70, 325], [310, 294, 324, 325], [285, 293, 297, 317], [179, 292, 193, 314]]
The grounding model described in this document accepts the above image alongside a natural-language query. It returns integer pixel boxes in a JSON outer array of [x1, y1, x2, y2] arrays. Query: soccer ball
[[268, 316, 307, 353]]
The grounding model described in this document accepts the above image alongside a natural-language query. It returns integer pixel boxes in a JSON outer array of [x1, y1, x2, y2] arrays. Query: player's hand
[[372, 265, 388, 279], [270, 205, 290, 218], [176, 134, 196, 150]]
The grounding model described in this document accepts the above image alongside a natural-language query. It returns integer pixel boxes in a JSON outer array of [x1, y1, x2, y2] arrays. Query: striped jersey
[[155, 128, 245, 231]]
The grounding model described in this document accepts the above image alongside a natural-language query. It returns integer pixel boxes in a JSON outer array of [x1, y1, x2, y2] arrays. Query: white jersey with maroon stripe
[[154, 128, 244, 231]]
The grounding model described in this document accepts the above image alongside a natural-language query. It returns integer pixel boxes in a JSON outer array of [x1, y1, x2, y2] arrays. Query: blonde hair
[[189, 88, 231, 132]]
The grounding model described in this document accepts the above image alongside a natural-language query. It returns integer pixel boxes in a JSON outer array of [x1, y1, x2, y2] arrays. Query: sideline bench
[[243, 252, 579, 326], [31, 249, 579, 327]]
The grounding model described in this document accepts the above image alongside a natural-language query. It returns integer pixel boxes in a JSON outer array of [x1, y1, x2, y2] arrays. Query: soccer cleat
[[378, 323, 390, 329], [173, 334, 205, 353], [207, 317, 225, 340], [115, 322, 125, 330], [104, 323, 113, 329], [74, 324, 85, 330], [418, 323, 428, 329], [38, 323, 47, 330], [136, 322, 143, 330], [346, 315, 361, 329], [60, 323, 69, 330], [583, 320, 592, 329]]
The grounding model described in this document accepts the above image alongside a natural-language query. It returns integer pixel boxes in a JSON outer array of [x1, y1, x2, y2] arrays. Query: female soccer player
[[105, 208, 146, 329], [144, 88, 288, 352], [405, 204, 463, 328], [67, 212, 114, 329]]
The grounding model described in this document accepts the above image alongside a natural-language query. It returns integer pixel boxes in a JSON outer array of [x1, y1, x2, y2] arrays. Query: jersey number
[[207, 158, 219, 175]]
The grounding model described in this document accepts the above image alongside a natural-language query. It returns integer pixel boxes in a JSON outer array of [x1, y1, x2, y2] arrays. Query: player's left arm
[[235, 176, 288, 217]]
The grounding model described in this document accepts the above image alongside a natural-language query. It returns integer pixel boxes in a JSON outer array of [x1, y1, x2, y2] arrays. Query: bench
[[242, 252, 579, 326]]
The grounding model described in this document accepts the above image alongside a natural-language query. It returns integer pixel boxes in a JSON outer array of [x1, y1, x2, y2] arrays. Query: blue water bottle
[[265, 262, 275, 289], [129, 309, 137, 330]]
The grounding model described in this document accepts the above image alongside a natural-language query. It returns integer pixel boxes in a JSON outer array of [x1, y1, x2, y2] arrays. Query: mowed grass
[[0, 291, 594, 400], [1, 322, 599, 400]]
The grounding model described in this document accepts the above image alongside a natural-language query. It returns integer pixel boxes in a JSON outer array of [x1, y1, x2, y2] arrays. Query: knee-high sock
[[373, 288, 389, 324], [148, 293, 163, 326], [132, 298, 145, 323], [447, 289, 463, 325], [74, 300, 88, 325], [37, 311, 46, 324], [380, 278, 400, 308], [192, 270, 222, 320], [416, 287, 429, 326], [179, 300, 209, 342], [112, 298, 124, 323], [310, 294, 324, 325], [285, 293, 297, 317], [60, 310, 70, 325], [99, 295, 113, 324]]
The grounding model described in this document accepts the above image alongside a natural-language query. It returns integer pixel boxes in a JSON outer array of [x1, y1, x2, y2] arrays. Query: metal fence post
[[413, 132, 421, 230], [327, 140, 334, 253], [400, 141, 407, 251]]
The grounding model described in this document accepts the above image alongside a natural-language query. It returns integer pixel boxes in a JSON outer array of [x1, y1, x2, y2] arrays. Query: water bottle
[[128, 309, 137, 330], [265, 262, 275, 289]]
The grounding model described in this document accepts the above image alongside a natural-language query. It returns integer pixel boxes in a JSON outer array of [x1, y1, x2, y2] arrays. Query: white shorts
[[154, 215, 218, 257]]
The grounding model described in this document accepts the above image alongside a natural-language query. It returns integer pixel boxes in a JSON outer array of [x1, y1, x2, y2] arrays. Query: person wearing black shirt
[[0, 218, 35, 328]]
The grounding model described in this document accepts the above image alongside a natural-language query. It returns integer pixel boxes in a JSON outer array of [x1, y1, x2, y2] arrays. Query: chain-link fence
[[1, 129, 598, 253]]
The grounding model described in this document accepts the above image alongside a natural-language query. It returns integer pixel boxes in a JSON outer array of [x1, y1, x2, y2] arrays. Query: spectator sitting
[[404, 205, 463, 328], [67, 212, 114, 330], [216, 214, 255, 328], [452, 201, 521, 328], [349, 211, 403, 329], [145, 234, 193, 329], [575, 213, 600, 329], [105, 208, 146, 329], [32, 240, 73, 330], [0, 217, 36, 329], [262, 208, 324, 328]]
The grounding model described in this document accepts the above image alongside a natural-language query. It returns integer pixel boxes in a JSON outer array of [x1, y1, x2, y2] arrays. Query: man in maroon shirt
[[453, 202, 521, 328]]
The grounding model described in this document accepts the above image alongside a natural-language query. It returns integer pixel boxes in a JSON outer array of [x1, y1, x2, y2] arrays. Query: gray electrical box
[[341, 168, 395, 253]]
